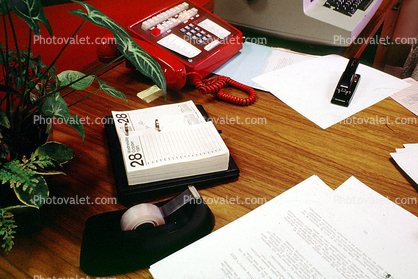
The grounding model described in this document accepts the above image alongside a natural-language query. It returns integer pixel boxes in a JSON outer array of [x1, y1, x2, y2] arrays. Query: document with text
[[391, 77, 418, 117], [150, 175, 418, 279]]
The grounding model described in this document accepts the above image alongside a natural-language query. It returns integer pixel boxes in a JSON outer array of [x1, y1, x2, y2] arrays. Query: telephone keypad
[[180, 23, 213, 46], [136, 2, 224, 49], [129, 1, 242, 68]]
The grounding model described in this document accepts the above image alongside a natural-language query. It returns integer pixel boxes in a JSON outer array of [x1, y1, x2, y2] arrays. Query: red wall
[[2, 0, 211, 71]]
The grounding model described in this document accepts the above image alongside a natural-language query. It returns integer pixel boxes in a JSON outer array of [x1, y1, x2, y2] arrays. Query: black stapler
[[79, 186, 214, 277], [331, 58, 361, 107]]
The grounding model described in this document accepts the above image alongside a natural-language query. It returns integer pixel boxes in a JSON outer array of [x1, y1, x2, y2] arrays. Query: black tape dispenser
[[79, 186, 214, 277]]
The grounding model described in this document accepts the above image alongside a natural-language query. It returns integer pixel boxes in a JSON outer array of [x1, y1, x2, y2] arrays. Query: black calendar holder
[[103, 104, 240, 205], [80, 195, 215, 277]]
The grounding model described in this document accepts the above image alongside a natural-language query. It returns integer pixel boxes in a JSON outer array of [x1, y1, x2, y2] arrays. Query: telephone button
[[152, 27, 161, 36], [204, 40, 220, 51]]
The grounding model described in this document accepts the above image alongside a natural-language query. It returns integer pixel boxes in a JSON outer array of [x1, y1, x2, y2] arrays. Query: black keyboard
[[323, 0, 375, 16]]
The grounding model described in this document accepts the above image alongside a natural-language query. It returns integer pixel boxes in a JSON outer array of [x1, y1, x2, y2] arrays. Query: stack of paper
[[252, 54, 411, 129], [391, 77, 418, 117], [391, 143, 418, 185], [150, 175, 418, 278], [214, 43, 411, 129], [111, 101, 229, 185], [213, 42, 314, 90]]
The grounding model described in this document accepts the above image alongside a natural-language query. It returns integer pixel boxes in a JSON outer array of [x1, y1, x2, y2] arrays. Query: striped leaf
[[8, 0, 52, 36], [113, 30, 167, 94], [69, 0, 166, 94], [96, 76, 127, 103]]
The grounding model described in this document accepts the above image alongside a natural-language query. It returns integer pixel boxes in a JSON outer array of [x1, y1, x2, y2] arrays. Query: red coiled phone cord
[[189, 74, 257, 106]]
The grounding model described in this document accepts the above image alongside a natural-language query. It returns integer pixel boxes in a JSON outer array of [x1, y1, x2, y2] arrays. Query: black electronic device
[[331, 58, 361, 107], [79, 186, 214, 277]]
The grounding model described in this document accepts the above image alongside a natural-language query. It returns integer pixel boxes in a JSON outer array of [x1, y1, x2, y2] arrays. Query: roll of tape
[[120, 203, 165, 231]]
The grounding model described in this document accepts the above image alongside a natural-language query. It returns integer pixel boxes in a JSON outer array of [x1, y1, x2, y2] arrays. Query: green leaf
[[113, 31, 167, 94], [68, 1, 129, 37], [41, 95, 85, 140], [31, 157, 65, 175], [57, 70, 95, 90], [96, 76, 127, 103], [49, 81, 57, 93], [68, 0, 166, 94], [0, 109, 10, 129], [0, 208, 16, 252], [41, 94, 69, 118], [14, 174, 49, 208], [63, 115, 84, 140], [8, 0, 53, 36], [35, 141, 74, 164], [0, 0, 10, 15]]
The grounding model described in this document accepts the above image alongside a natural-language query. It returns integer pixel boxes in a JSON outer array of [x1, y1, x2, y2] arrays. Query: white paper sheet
[[111, 100, 206, 139], [252, 55, 411, 129], [213, 42, 314, 90], [150, 175, 335, 278], [323, 176, 418, 279], [150, 175, 418, 278], [391, 144, 418, 185], [212, 42, 273, 88], [391, 77, 418, 117]]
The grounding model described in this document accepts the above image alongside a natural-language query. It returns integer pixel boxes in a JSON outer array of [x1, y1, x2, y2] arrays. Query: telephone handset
[[97, 1, 256, 105]]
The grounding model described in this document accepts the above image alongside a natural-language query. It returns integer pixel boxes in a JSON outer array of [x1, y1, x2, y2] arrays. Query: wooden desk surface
[[1, 58, 418, 278]]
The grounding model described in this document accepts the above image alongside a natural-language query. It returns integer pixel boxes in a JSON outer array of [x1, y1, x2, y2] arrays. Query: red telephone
[[97, 1, 256, 105]]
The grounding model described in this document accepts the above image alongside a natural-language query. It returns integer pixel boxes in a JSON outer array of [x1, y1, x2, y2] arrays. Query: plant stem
[[1, 15, 12, 125], [68, 88, 101, 107], [19, 54, 123, 123], [27, 19, 87, 95], [0, 15, 11, 115], [6, 12, 25, 131], [14, 29, 34, 133], [18, 19, 87, 124], [22, 29, 32, 106], [62, 54, 124, 98], [1, 15, 11, 87]]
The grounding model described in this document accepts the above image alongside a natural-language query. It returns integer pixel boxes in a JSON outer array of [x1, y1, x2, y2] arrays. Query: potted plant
[[0, 0, 167, 251]]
